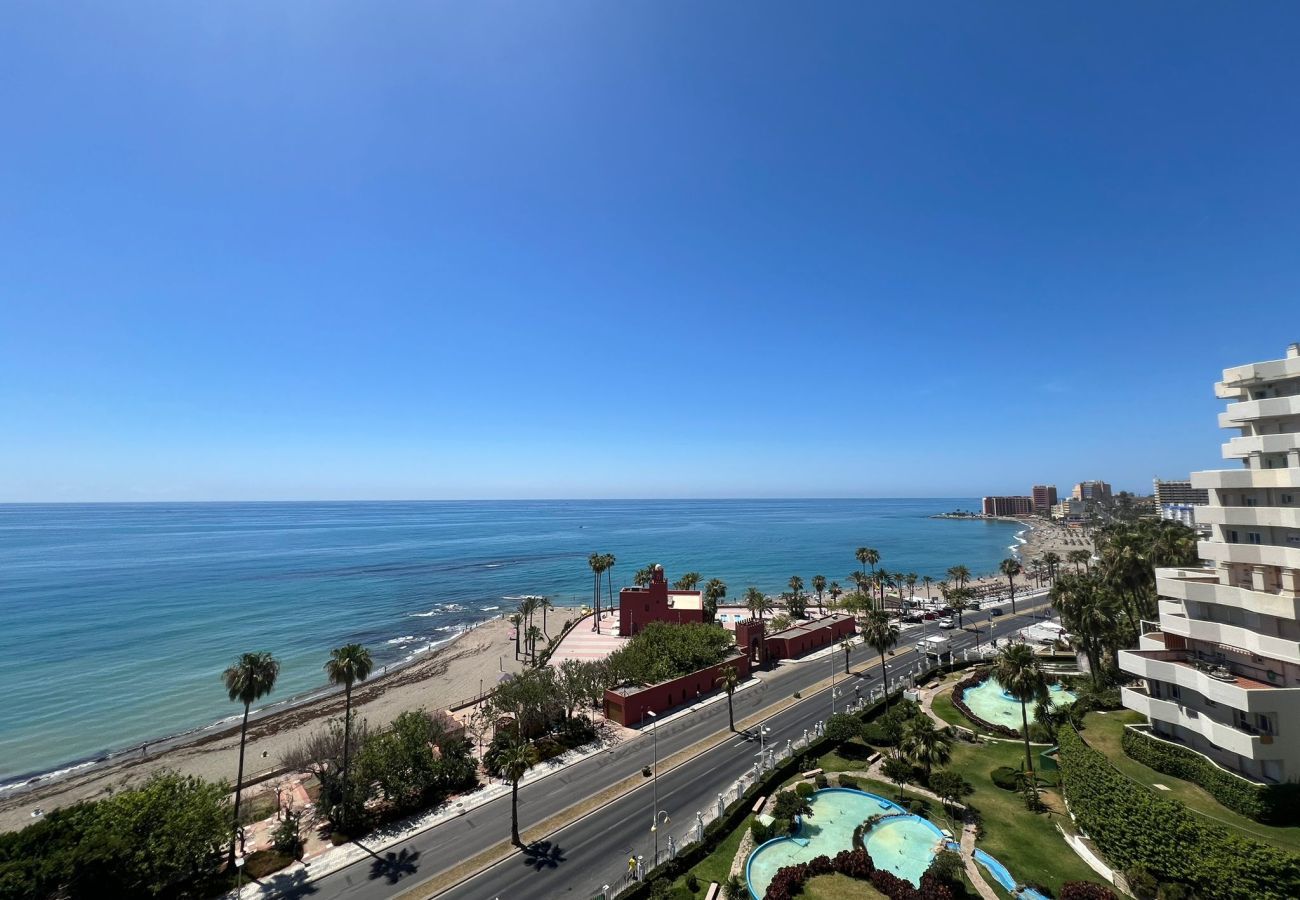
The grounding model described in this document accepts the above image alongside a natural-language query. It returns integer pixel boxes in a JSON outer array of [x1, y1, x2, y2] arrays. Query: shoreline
[[0, 606, 586, 832]]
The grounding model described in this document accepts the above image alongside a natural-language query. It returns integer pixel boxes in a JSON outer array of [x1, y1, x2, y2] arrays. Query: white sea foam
[[386, 635, 415, 644], [409, 610, 439, 617], [442, 602, 467, 612], [0, 760, 97, 795], [481, 605, 500, 611]]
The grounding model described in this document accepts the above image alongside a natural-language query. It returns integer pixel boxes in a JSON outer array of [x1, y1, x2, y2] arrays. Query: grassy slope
[[804, 872, 889, 899], [670, 812, 751, 894], [1081, 710, 1300, 853]]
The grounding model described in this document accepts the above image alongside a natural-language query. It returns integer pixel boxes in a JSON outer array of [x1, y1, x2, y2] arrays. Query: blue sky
[[3, 2, 1299, 501]]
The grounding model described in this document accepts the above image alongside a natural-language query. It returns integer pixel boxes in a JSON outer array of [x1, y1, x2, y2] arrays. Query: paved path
[[548, 610, 627, 664]]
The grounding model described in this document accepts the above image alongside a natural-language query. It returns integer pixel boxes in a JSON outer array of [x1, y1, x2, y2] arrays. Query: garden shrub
[[815, 773, 829, 789], [1121, 725, 1299, 825], [243, 849, 294, 879], [1057, 726, 1300, 900], [795, 782, 815, 799], [761, 847, 955, 900], [862, 721, 899, 747], [990, 766, 1020, 791], [837, 774, 858, 789], [750, 818, 771, 844], [1058, 883, 1118, 900], [685, 871, 699, 892]]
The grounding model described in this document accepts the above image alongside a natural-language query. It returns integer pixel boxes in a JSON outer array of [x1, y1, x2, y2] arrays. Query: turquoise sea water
[[0, 499, 1021, 784]]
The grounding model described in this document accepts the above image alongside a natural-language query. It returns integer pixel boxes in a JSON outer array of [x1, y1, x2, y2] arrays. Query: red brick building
[[764, 614, 856, 659], [618, 564, 704, 637], [604, 652, 751, 726]]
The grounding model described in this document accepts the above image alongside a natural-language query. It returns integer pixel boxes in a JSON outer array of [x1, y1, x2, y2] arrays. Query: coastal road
[[286, 594, 1055, 900]]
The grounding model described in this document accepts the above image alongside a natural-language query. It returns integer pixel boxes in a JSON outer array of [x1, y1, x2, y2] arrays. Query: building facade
[[1119, 343, 1300, 784], [1153, 478, 1211, 507], [1032, 484, 1058, 516], [1072, 480, 1113, 504], [982, 495, 1035, 517], [618, 565, 704, 636], [1051, 498, 1088, 523]]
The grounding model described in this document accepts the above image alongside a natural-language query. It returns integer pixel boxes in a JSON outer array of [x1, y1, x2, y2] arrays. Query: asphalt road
[[283, 593, 1054, 900]]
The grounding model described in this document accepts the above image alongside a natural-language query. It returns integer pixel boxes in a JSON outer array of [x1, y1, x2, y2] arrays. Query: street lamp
[[646, 709, 660, 860], [651, 809, 670, 864]]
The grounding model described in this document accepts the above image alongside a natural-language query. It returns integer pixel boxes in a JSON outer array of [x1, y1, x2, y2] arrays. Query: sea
[[0, 499, 1023, 787]]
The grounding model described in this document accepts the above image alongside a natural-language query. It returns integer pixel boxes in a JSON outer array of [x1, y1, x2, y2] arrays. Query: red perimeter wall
[[764, 616, 856, 661], [604, 652, 750, 727]]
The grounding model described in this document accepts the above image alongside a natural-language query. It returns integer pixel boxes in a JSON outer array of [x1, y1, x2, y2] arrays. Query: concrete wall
[[604, 652, 751, 727]]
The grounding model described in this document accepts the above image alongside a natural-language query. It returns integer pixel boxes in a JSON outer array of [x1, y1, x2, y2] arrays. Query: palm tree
[[828, 581, 842, 609], [703, 578, 727, 623], [905, 573, 918, 603], [1068, 549, 1091, 574], [516, 597, 537, 653], [588, 553, 607, 633], [324, 643, 374, 832], [537, 595, 555, 637], [839, 638, 853, 675], [901, 716, 951, 779], [716, 665, 741, 731], [1043, 552, 1061, 584], [1000, 558, 1023, 614], [744, 586, 773, 622], [946, 587, 970, 628], [603, 553, 617, 618], [861, 547, 880, 575], [508, 613, 523, 659], [787, 575, 804, 613], [946, 565, 970, 589], [872, 570, 888, 608], [921, 575, 933, 601], [526, 625, 543, 661], [861, 610, 900, 711], [674, 571, 702, 591], [498, 736, 540, 846], [994, 643, 1049, 779], [812, 575, 827, 614], [222, 651, 279, 865]]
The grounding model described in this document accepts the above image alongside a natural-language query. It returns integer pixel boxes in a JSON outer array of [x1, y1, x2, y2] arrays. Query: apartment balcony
[[1219, 395, 1300, 428], [1199, 540, 1300, 572], [1159, 615, 1300, 666], [1224, 434, 1300, 460], [1199, 505, 1300, 530], [1218, 355, 1300, 395], [1121, 686, 1275, 759], [1158, 573, 1300, 620], [1117, 646, 1300, 713], [1195, 469, 1300, 491]]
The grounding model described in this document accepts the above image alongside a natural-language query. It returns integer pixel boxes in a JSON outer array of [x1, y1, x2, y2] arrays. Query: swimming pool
[[962, 677, 1076, 733], [745, 789, 945, 899]]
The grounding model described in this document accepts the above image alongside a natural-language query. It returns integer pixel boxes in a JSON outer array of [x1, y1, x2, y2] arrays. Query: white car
[[937, 617, 956, 629]]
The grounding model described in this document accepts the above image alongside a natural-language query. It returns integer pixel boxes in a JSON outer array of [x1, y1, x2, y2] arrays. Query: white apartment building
[[1120, 343, 1300, 784]]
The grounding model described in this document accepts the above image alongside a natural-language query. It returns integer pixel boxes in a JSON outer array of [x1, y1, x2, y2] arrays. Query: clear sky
[[3, 2, 1300, 502]]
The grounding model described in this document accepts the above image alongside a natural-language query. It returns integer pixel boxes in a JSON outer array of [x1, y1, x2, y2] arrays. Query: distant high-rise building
[[1072, 480, 1113, 504], [1032, 484, 1058, 516], [1120, 343, 1300, 785], [982, 496, 1035, 517], [1153, 478, 1210, 507]]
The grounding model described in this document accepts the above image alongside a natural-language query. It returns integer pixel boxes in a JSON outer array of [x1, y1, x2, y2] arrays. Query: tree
[[811, 575, 827, 614], [861, 610, 900, 710], [359, 710, 476, 814], [856, 546, 880, 577], [849, 570, 870, 609], [882, 755, 912, 792], [674, 571, 701, 591], [716, 665, 741, 732], [922, 575, 933, 600], [537, 595, 554, 637], [526, 625, 543, 661], [494, 735, 539, 846], [588, 553, 606, 633], [603, 553, 617, 618], [945, 586, 971, 628], [1043, 551, 1062, 584], [1000, 558, 1023, 614], [744, 586, 772, 622], [829, 581, 842, 607], [703, 578, 727, 623], [508, 613, 523, 659], [901, 716, 951, 778], [324, 643, 374, 833], [1068, 548, 1091, 573], [634, 566, 654, 587], [994, 642, 1049, 780], [787, 575, 804, 615], [824, 712, 862, 743], [839, 638, 853, 674], [221, 651, 279, 865], [905, 572, 918, 602], [928, 770, 973, 810], [946, 565, 970, 589]]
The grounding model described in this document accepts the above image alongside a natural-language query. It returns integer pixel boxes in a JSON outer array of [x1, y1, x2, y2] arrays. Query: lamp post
[[651, 809, 670, 865], [757, 721, 772, 767], [830, 642, 837, 714], [647, 709, 660, 860]]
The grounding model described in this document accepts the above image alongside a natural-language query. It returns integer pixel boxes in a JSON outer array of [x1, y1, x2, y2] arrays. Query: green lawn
[[1080, 711, 1300, 853], [931, 689, 985, 734], [804, 873, 889, 899], [669, 811, 751, 896]]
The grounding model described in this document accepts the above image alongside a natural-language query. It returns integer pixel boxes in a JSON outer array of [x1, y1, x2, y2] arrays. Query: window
[[1170, 684, 1182, 701], [1228, 530, 1240, 543], [1282, 494, 1295, 505], [1248, 532, 1263, 545]]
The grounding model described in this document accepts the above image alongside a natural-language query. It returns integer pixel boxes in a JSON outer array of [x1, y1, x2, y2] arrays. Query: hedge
[[762, 848, 954, 900], [1056, 726, 1300, 900], [1121, 725, 1300, 825]]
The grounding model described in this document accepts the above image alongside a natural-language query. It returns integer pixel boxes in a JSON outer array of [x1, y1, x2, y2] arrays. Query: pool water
[[746, 789, 945, 898], [962, 677, 1076, 733]]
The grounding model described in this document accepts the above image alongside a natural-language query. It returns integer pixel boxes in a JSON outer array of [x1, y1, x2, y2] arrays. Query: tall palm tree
[[324, 643, 374, 832], [839, 638, 853, 675], [872, 570, 888, 608], [588, 553, 607, 634], [861, 610, 900, 711], [537, 595, 554, 637], [526, 625, 543, 661], [787, 575, 804, 612], [744, 586, 772, 622], [634, 566, 653, 587], [498, 736, 539, 846], [828, 581, 842, 609], [901, 716, 951, 779], [603, 553, 617, 618], [1068, 549, 1091, 574], [674, 571, 702, 591], [849, 570, 869, 608], [222, 651, 279, 865], [1000, 558, 1023, 614], [921, 575, 933, 601], [716, 665, 741, 731], [812, 575, 827, 614], [946, 565, 970, 589], [994, 643, 1049, 779], [946, 587, 970, 628], [508, 613, 523, 659], [905, 573, 918, 603], [703, 578, 727, 624], [1043, 552, 1061, 585]]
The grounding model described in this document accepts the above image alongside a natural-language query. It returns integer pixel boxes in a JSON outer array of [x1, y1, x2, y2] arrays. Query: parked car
[[938, 618, 956, 629], [922, 612, 938, 621], [903, 612, 924, 623], [989, 608, 1004, 617]]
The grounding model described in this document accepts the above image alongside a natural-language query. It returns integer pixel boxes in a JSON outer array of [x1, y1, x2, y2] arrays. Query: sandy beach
[[0, 606, 586, 834]]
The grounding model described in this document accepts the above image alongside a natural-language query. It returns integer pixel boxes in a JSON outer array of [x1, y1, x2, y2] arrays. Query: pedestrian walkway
[[548, 610, 627, 664]]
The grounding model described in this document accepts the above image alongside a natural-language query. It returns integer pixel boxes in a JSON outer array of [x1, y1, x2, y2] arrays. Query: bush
[[685, 872, 699, 892], [837, 774, 859, 789], [825, 712, 863, 743], [795, 782, 815, 799], [1057, 726, 1300, 900], [1059, 884, 1118, 900], [271, 809, 303, 858], [990, 766, 1021, 791], [750, 818, 771, 844], [1121, 725, 1299, 825], [862, 721, 899, 747], [243, 849, 294, 879], [815, 774, 829, 789], [1125, 866, 1158, 899]]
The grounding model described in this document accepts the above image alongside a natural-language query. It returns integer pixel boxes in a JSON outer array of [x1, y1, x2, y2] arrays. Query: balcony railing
[[1127, 647, 1282, 688]]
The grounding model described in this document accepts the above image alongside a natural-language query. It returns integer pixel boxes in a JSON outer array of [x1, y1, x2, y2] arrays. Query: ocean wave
[[481, 605, 500, 611], [409, 609, 439, 617], [442, 602, 467, 612], [0, 760, 98, 795], [386, 635, 415, 644]]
